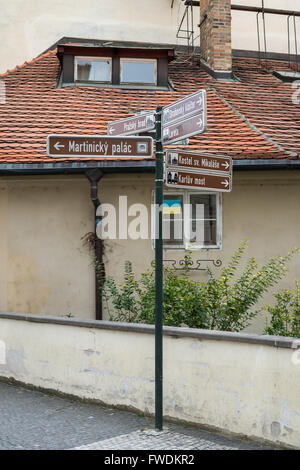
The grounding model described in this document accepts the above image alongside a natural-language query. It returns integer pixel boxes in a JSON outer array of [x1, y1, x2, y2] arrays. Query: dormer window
[[75, 57, 112, 83], [57, 40, 174, 90], [120, 59, 157, 85]]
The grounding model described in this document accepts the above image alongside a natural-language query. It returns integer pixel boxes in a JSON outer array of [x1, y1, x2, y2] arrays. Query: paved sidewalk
[[0, 381, 272, 450]]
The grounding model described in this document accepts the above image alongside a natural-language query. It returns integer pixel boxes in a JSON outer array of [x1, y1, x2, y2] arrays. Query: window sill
[[161, 245, 222, 251], [60, 82, 171, 91]]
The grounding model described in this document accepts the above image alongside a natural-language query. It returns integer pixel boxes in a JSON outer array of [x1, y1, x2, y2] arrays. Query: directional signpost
[[107, 112, 155, 136], [152, 91, 208, 431], [49, 89, 231, 433], [47, 134, 153, 158]]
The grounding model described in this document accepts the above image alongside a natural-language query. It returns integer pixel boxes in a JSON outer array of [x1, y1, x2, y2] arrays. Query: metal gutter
[[0, 160, 156, 175], [0, 159, 300, 175], [232, 158, 300, 170], [86, 169, 104, 321]]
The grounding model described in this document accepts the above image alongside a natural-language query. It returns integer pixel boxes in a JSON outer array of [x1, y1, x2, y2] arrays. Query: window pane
[[162, 195, 183, 246], [190, 220, 217, 246], [189, 194, 217, 246], [121, 61, 156, 84], [190, 194, 217, 220], [76, 59, 111, 82]]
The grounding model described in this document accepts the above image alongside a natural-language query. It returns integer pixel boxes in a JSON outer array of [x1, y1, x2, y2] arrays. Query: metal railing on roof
[[173, 1, 300, 71]]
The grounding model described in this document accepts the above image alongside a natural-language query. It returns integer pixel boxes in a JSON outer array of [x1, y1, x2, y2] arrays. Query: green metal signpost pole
[[155, 106, 164, 431]]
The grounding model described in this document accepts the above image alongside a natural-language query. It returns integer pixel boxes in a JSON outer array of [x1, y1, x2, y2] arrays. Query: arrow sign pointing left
[[107, 112, 155, 136], [47, 134, 154, 158], [54, 142, 64, 151]]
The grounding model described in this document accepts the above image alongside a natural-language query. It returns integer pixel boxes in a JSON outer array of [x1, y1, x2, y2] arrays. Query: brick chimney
[[200, 0, 233, 79]]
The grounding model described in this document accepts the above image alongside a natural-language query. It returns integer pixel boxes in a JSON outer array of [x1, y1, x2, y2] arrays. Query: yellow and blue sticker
[[162, 200, 182, 215]]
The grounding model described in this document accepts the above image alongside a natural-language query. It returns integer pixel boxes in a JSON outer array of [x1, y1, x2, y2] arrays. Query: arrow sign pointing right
[[165, 169, 232, 192], [165, 150, 232, 176]]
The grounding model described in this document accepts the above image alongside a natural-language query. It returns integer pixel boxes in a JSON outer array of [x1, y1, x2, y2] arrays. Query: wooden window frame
[[152, 190, 222, 250], [74, 56, 112, 83], [120, 58, 157, 85]]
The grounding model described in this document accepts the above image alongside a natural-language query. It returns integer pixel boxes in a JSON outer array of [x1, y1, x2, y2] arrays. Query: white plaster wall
[[1, 171, 300, 333], [0, 0, 188, 73], [99, 171, 300, 334], [1, 0, 299, 74], [0, 316, 299, 448], [231, 0, 300, 54], [0, 175, 95, 318]]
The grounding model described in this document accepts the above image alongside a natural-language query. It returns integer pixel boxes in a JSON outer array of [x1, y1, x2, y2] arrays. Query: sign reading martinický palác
[[47, 135, 154, 158]]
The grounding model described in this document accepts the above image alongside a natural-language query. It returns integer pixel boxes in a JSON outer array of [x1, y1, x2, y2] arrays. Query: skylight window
[[120, 59, 157, 85], [273, 70, 300, 83], [75, 57, 112, 82]]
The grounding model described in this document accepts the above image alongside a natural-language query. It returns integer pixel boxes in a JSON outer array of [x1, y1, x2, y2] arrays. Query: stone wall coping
[[0, 311, 299, 350]]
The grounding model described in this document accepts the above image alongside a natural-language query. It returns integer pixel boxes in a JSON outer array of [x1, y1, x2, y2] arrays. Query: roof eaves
[[0, 48, 57, 79], [1, 159, 300, 175]]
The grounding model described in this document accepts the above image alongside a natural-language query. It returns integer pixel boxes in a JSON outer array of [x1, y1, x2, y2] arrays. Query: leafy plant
[[99, 240, 299, 332], [194, 241, 299, 332], [264, 282, 300, 337]]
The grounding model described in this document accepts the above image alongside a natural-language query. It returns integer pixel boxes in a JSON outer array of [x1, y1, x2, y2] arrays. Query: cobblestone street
[[0, 382, 273, 450]]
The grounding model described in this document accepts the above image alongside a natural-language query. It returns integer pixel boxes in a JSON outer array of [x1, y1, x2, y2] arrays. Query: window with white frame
[[75, 57, 112, 82], [120, 58, 157, 85], [152, 191, 222, 250]]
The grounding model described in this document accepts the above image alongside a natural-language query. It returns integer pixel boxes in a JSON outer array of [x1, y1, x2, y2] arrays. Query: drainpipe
[[86, 169, 104, 320]]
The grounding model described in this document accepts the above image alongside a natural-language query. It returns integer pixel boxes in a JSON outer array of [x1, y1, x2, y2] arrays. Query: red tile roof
[[0, 48, 299, 164]]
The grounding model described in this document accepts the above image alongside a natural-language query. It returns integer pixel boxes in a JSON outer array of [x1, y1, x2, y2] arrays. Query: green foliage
[[99, 241, 299, 332], [264, 282, 300, 337], [199, 241, 299, 332]]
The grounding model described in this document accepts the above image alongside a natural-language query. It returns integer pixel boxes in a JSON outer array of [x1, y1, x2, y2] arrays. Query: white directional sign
[[162, 90, 206, 126], [161, 90, 207, 144], [107, 112, 155, 136], [162, 113, 206, 145]]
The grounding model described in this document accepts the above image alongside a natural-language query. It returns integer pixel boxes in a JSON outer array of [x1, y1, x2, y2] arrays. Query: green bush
[[264, 282, 300, 337], [99, 241, 299, 332]]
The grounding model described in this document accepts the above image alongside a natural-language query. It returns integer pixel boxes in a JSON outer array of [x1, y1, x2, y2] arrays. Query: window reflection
[[121, 60, 156, 84], [76, 58, 111, 82]]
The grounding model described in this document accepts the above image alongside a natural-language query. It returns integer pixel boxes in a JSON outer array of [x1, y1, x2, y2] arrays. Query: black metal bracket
[[163, 258, 222, 271]]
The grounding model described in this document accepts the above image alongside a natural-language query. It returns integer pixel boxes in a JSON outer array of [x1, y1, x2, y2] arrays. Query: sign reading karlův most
[[165, 169, 232, 193], [107, 112, 155, 136], [47, 135, 154, 158]]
